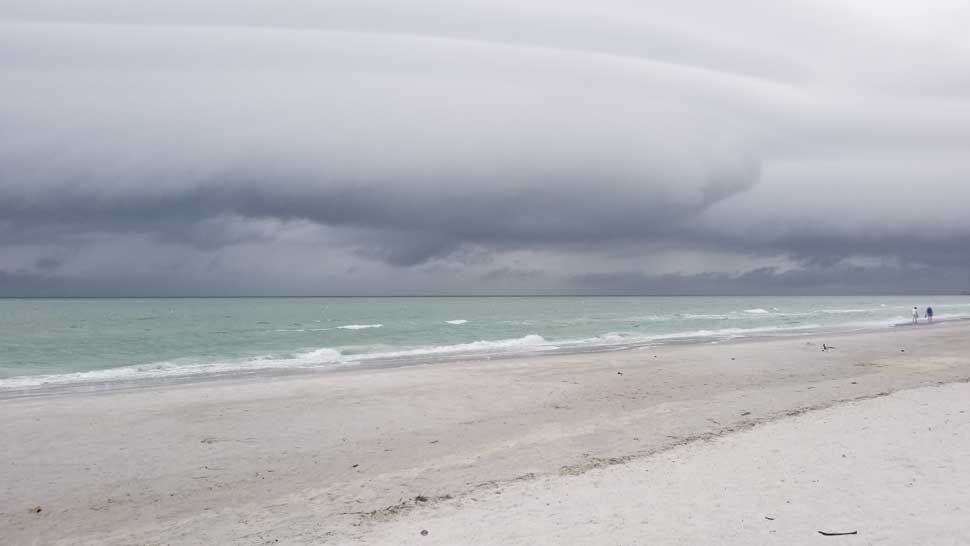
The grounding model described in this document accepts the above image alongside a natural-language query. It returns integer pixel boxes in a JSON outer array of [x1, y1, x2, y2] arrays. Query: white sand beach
[[366, 382, 970, 546], [3, 321, 970, 545]]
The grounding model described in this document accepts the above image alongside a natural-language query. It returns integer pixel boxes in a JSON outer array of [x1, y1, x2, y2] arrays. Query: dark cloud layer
[[570, 266, 970, 296], [2, 2, 970, 295]]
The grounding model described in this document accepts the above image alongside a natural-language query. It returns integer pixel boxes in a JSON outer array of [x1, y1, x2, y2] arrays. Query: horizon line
[[2, 292, 967, 300]]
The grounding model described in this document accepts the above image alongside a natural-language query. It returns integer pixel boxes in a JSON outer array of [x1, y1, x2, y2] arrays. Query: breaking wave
[[7, 300, 970, 392], [0, 347, 343, 391], [0, 323, 829, 391]]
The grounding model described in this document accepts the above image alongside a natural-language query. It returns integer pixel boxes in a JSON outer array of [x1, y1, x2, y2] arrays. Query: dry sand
[[367, 382, 970, 546], [2, 321, 970, 545]]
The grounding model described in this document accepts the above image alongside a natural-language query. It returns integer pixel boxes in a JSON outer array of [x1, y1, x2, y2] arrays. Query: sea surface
[[1, 296, 967, 391]]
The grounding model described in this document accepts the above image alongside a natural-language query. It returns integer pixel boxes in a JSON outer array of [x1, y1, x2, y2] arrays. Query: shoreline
[[3, 321, 970, 544], [3, 317, 965, 399]]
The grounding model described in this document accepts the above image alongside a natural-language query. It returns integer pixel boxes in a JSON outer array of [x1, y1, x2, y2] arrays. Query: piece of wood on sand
[[818, 530, 858, 536]]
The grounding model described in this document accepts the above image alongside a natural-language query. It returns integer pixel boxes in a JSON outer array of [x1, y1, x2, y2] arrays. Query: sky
[[2, 1, 969, 296]]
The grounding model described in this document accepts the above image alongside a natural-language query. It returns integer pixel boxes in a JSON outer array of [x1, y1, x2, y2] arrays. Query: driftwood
[[818, 530, 858, 536]]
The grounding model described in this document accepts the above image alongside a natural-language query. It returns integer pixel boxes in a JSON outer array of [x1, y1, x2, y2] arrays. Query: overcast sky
[[2, 1, 969, 295]]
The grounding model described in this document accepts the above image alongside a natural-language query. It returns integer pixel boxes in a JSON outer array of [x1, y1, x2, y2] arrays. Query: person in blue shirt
[[926, 306, 934, 323]]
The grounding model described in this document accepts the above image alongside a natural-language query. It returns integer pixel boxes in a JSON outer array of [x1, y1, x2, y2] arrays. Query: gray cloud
[[32, 255, 64, 271], [2, 2, 970, 295], [570, 265, 968, 296]]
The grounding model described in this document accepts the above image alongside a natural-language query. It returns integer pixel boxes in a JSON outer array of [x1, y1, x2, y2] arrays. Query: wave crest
[[347, 334, 549, 362]]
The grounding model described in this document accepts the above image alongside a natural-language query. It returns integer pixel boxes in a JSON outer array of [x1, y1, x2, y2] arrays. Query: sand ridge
[[364, 382, 970, 545]]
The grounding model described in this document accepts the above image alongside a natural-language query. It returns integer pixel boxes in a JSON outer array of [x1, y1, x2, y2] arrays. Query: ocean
[[1, 296, 967, 391]]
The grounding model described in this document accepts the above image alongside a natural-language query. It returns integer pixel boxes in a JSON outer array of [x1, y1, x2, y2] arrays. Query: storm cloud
[[2, 1, 969, 295]]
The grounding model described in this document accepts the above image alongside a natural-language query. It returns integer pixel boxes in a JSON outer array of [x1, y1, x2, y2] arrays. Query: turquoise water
[[1, 296, 967, 390]]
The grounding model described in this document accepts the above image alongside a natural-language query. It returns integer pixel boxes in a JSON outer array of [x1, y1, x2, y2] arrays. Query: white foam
[[345, 334, 550, 362], [0, 335, 542, 391], [0, 347, 344, 391], [646, 323, 824, 342], [291, 347, 342, 364], [627, 315, 667, 322], [551, 332, 634, 348], [935, 303, 970, 309], [0, 335, 562, 391], [736, 307, 888, 318], [543, 324, 825, 351], [445, 320, 468, 325], [680, 313, 732, 320], [337, 324, 383, 330]]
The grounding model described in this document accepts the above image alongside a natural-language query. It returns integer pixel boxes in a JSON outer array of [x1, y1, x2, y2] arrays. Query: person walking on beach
[[926, 306, 934, 323], [912, 306, 920, 324]]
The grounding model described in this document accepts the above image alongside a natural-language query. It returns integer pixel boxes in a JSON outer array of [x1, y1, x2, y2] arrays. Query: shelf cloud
[[2, 1, 969, 294]]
